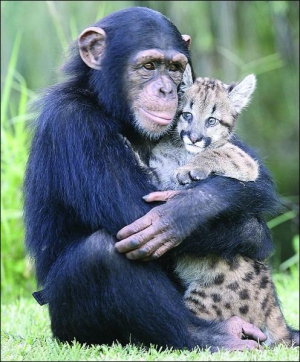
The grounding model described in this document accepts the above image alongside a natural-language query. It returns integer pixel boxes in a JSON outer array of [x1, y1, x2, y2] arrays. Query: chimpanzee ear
[[78, 27, 107, 70], [182, 34, 191, 50]]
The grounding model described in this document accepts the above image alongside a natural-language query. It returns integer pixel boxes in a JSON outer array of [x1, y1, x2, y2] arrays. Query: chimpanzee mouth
[[139, 108, 174, 126]]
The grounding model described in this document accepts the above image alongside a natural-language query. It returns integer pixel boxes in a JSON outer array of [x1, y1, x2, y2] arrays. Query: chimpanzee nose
[[158, 76, 174, 98], [189, 133, 202, 144], [160, 83, 173, 96]]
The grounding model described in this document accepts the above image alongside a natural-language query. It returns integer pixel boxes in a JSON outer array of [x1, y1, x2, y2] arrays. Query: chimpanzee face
[[125, 49, 188, 138], [78, 26, 191, 139]]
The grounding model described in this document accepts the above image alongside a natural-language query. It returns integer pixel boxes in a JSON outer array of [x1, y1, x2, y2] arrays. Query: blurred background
[[1, 1, 299, 301]]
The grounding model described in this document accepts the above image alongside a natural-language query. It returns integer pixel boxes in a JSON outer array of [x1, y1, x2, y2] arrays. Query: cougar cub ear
[[178, 63, 194, 100], [182, 63, 193, 87], [227, 74, 256, 114]]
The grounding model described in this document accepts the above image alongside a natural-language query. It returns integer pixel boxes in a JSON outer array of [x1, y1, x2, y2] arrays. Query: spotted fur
[[175, 254, 299, 347]]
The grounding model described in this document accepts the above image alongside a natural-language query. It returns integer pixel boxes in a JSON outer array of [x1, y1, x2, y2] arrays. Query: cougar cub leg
[[175, 143, 259, 184]]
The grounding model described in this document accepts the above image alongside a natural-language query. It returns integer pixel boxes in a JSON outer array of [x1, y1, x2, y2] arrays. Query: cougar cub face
[[177, 75, 256, 154]]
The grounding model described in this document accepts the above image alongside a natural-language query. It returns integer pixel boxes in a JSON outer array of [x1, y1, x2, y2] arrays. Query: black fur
[[24, 7, 279, 350]]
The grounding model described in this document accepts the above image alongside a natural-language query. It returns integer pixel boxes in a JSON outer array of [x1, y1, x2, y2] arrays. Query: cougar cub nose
[[189, 133, 203, 144]]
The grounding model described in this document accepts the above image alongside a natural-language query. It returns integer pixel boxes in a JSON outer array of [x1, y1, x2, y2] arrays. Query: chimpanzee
[[24, 7, 279, 351]]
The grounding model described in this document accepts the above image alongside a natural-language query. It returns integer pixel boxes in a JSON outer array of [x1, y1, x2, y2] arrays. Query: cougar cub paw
[[176, 167, 209, 184], [189, 168, 210, 180], [176, 168, 191, 184]]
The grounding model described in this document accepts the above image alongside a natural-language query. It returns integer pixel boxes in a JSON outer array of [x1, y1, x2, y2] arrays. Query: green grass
[[1, 271, 299, 361]]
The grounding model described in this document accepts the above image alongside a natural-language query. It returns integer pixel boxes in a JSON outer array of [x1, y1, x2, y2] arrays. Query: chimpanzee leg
[[44, 229, 212, 349]]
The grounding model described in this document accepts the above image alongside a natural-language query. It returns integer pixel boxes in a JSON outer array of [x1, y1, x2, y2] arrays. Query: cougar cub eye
[[206, 117, 219, 127], [182, 112, 193, 122]]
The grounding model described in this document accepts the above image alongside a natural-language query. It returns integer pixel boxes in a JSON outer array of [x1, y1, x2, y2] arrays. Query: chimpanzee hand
[[209, 316, 266, 352], [192, 316, 266, 352], [115, 190, 196, 260]]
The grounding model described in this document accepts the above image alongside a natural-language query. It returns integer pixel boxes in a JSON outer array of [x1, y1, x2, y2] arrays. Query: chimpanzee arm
[[115, 137, 278, 260], [31, 87, 158, 228], [24, 87, 158, 283]]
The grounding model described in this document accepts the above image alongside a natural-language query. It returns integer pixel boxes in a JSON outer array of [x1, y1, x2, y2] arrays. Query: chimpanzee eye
[[206, 117, 219, 127], [169, 63, 180, 72], [182, 112, 193, 122], [143, 62, 155, 70]]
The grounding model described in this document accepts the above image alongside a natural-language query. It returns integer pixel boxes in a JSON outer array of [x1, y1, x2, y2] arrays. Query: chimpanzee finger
[[242, 322, 267, 342], [115, 224, 159, 253], [225, 316, 267, 342], [124, 237, 169, 260], [142, 190, 180, 202], [116, 212, 156, 240], [233, 339, 263, 351], [210, 338, 262, 353], [145, 240, 180, 260]]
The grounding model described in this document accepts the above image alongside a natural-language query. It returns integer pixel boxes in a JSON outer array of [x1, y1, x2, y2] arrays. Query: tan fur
[[175, 75, 259, 183], [175, 255, 296, 346], [149, 74, 259, 190], [176, 143, 259, 182]]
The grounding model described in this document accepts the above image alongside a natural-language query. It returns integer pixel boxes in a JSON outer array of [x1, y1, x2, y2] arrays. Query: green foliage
[[279, 235, 299, 271], [1, 34, 37, 300]]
